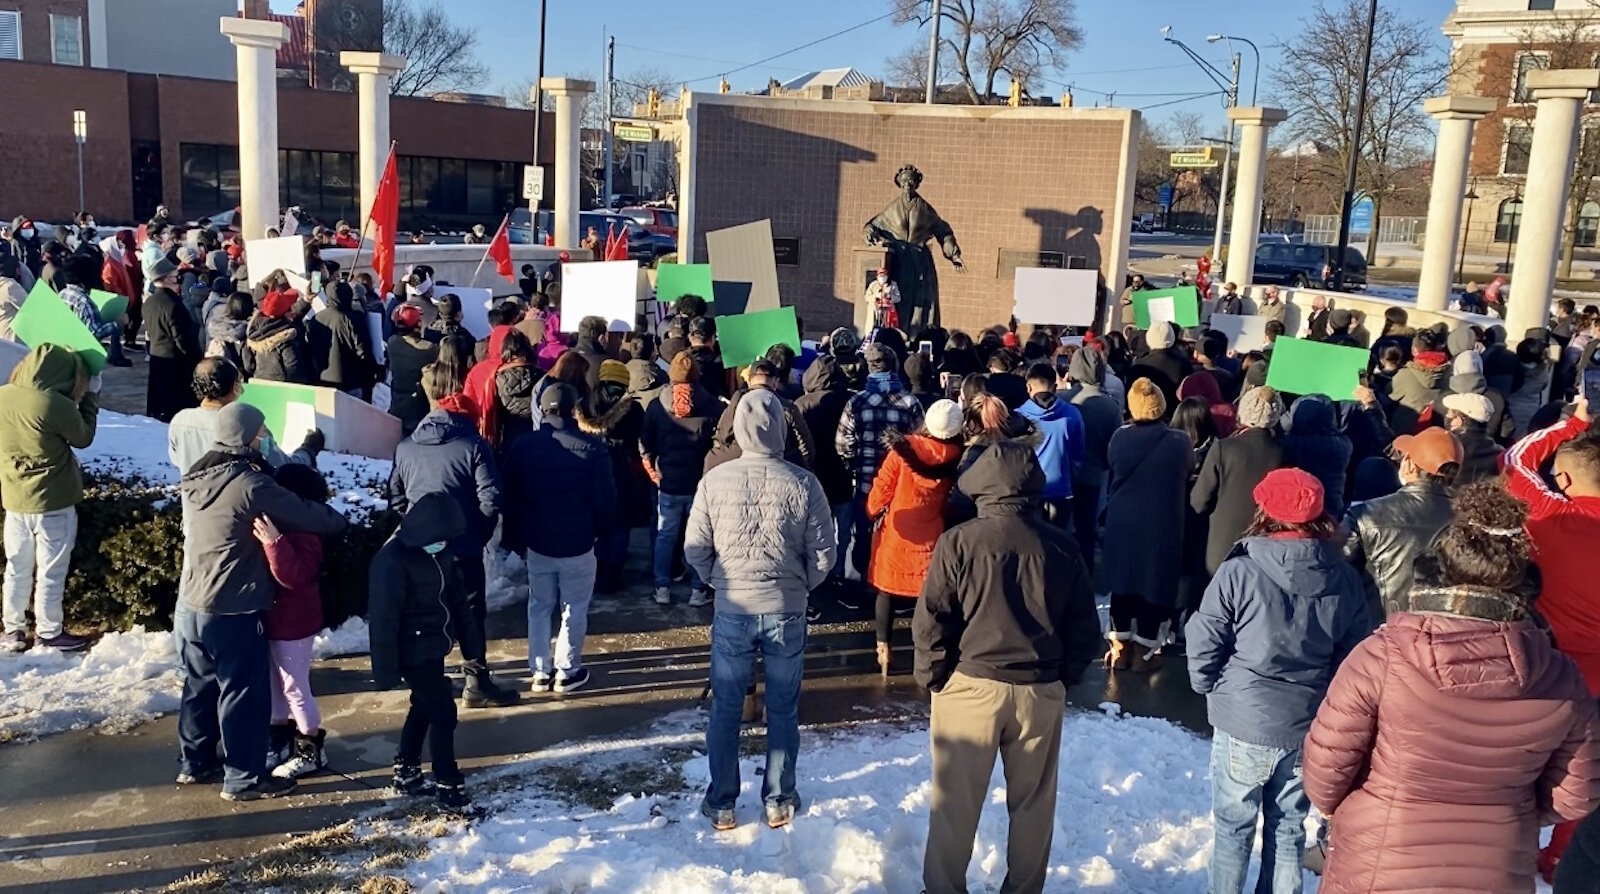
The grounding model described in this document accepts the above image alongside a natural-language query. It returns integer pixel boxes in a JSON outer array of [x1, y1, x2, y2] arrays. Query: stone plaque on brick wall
[[996, 249, 1066, 278]]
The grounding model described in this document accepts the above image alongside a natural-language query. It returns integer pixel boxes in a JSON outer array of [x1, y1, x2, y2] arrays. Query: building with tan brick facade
[[678, 92, 1139, 337], [1445, 0, 1600, 257]]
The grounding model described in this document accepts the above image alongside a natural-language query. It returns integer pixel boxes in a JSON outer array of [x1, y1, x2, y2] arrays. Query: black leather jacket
[[1341, 479, 1455, 620]]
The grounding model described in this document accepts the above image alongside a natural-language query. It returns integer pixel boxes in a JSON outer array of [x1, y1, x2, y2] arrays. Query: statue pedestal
[[850, 246, 892, 334]]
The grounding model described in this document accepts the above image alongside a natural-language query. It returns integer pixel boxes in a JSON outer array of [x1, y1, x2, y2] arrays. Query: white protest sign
[[563, 260, 641, 332], [1012, 267, 1098, 326], [1146, 296, 1177, 326], [1208, 313, 1272, 353], [442, 287, 495, 338], [368, 311, 387, 364], [244, 235, 306, 288], [281, 401, 318, 455]]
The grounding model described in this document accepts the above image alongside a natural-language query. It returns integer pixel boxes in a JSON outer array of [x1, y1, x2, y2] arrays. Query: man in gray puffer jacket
[[686, 389, 834, 833]]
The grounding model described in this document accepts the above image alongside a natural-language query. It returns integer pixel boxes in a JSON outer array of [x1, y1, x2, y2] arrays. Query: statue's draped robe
[[864, 193, 958, 330]]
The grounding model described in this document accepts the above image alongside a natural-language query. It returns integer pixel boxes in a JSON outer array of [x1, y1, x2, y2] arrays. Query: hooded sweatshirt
[[794, 356, 856, 505], [685, 390, 835, 616], [0, 345, 97, 513], [1442, 351, 1515, 445], [1284, 395, 1352, 518], [387, 409, 501, 555], [1014, 390, 1086, 499], [1186, 536, 1371, 749], [368, 493, 470, 688], [912, 441, 1100, 691], [1062, 347, 1122, 486]]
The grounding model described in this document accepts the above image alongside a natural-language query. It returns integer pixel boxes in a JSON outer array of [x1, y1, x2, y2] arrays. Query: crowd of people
[[12, 208, 1600, 890]]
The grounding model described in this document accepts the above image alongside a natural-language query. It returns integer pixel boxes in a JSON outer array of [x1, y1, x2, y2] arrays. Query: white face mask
[[19, 229, 34, 239], [877, 275, 887, 284]]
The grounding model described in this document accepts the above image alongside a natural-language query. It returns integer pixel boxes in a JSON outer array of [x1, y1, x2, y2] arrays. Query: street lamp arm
[[1164, 37, 1234, 94], [1209, 34, 1261, 106]]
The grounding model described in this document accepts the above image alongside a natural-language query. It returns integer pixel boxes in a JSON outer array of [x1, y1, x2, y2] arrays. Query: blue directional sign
[[1350, 195, 1375, 234], [1158, 183, 1174, 208]]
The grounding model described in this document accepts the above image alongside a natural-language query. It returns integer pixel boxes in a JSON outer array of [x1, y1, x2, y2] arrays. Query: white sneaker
[[688, 587, 713, 608], [653, 587, 672, 606]]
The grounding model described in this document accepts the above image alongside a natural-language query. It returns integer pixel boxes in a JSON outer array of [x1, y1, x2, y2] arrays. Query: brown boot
[[875, 641, 891, 678], [1103, 639, 1132, 671]]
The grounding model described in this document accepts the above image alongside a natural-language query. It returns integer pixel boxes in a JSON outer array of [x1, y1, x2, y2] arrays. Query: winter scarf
[[866, 370, 901, 394]]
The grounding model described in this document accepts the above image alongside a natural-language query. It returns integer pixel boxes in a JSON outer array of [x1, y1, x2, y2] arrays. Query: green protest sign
[[90, 289, 128, 323], [9, 281, 107, 374], [1265, 336, 1370, 401], [715, 306, 801, 367], [1132, 286, 1202, 329], [240, 381, 321, 446], [655, 263, 715, 306]]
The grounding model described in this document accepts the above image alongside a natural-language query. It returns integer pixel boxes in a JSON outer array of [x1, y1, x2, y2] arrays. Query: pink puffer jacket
[[1304, 609, 1600, 894]]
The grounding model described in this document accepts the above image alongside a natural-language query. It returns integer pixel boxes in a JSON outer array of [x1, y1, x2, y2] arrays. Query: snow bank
[[393, 711, 1316, 893], [0, 627, 181, 742], [312, 617, 371, 659]]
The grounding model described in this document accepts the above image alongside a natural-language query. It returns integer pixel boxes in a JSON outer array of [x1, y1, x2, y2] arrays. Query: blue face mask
[[422, 542, 447, 555], [258, 434, 275, 457]]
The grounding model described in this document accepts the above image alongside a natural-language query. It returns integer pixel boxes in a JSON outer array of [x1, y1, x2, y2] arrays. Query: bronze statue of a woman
[[863, 164, 963, 330]]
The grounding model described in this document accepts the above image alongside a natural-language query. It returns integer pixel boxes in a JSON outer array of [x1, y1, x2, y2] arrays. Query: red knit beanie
[[1252, 468, 1324, 525]]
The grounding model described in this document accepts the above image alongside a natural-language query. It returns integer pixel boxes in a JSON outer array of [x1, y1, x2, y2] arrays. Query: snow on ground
[[387, 711, 1317, 894], [312, 617, 371, 660], [0, 627, 181, 742]]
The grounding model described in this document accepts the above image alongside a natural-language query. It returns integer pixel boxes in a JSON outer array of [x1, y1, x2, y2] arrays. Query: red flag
[[370, 149, 400, 296], [605, 224, 630, 262], [487, 216, 513, 280]]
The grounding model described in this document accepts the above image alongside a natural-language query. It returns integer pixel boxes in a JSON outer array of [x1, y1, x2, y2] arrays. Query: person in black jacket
[[912, 441, 1100, 894], [143, 256, 203, 422], [641, 352, 720, 606], [795, 355, 857, 588], [1129, 320, 1195, 418], [572, 315, 616, 396], [687, 316, 727, 401], [424, 293, 479, 363], [502, 383, 616, 694], [243, 290, 316, 384], [982, 351, 1029, 411], [387, 365, 517, 709], [368, 492, 473, 809], [307, 282, 376, 396], [1192, 386, 1286, 575]]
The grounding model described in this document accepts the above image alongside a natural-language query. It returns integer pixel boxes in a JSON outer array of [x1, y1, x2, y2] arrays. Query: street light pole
[[1211, 54, 1241, 265], [529, 0, 548, 224], [1458, 183, 1478, 284], [72, 110, 86, 213], [1207, 34, 1260, 105], [924, 0, 942, 105], [1332, 0, 1378, 291]]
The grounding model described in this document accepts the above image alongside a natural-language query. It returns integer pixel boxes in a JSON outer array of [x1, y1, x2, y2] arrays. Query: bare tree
[[1166, 111, 1208, 147], [384, 0, 489, 97], [889, 0, 1083, 104], [1512, 2, 1600, 277], [506, 68, 682, 201], [1272, 0, 1450, 261]]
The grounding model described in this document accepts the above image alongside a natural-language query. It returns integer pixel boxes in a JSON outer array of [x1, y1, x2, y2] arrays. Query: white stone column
[[220, 18, 289, 243], [1222, 107, 1288, 291], [541, 77, 596, 250], [340, 52, 406, 225], [1509, 70, 1600, 339], [1417, 96, 1498, 312]]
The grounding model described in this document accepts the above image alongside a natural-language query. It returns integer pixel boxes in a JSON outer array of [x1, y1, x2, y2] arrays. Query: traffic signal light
[[1008, 80, 1022, 107]]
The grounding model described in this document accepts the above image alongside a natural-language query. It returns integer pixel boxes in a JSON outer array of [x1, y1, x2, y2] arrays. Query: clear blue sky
[[276, 0, 1458, 135]]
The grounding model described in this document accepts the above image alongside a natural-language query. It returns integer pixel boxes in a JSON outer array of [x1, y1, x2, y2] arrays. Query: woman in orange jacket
[[866, 398, 966, 676]]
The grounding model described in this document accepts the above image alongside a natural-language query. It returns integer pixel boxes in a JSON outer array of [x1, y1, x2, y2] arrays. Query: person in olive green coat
[[0, 344, 100, 653]]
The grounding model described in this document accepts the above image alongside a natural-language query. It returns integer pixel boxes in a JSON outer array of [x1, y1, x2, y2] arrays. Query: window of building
[[0, 11, 20, 61], [1530, 0, 1557, 9], [276, 149, 358, 224], [51, 14, 82, 66], [1515, 52, 1549, 103], [180, 144, 242, 217], [1579, 201, 1600, 248], [1495, 197, 1524, 243], [397, 155, 518, 228], [1504, 125, 1533, 175]]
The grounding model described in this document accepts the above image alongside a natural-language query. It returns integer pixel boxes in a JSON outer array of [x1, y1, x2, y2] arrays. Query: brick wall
[[0, 59, 131, 220], [687, 96, 1136, 336], [0, 0, 88, 65]]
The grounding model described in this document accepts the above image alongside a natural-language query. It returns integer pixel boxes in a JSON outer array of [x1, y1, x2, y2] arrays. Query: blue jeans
[[1209, 729, 1307, 894], [829, 501, 852, 580], [704, 611, 806, 812], [176, 609, 271, 794], [653, 492, 700, 589], [526, 550, 597, 675]]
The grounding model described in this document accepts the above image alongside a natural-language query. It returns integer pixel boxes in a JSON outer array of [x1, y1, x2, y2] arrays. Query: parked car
[[1132, 216, 1154, 234], [619, 206, 678, 238], [508, 208, 667, 261], [1252, 242, 1367, 290]]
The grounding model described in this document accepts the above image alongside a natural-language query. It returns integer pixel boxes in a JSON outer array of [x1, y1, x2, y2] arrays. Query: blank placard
[[563, 260, 641, 332], [706, 220, 781, 312], [443, 287, 494, 338], [1012, 268, 1099, 326], [1208, 313, 1271, 354], [245, 235, 307, 288], [1146, 296, 1177, 325]]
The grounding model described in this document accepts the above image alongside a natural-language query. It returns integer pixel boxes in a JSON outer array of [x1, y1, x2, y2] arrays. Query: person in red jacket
[[255, 463, 331, 780], [1505, 394, 1600, 881]]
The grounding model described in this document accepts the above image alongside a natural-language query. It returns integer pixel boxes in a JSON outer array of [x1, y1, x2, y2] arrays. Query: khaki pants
[[924, 672, 1066, 894]]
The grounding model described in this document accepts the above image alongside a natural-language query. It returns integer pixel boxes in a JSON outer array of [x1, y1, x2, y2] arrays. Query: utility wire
[[681, 12, 897, 84], [614, 42, 810, 73], [1137, 91, 1226, 112]]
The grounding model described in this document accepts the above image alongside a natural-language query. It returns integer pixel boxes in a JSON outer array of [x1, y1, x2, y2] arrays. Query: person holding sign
[[0, 345, 100, 654], [59, 255, 131, 368]]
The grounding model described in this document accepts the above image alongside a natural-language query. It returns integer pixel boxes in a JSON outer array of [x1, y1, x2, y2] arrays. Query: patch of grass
[[154, 820, 432, 894]]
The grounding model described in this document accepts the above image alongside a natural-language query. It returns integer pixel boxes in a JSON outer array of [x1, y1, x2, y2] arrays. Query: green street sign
[[1170, 149, 1219, 168], [613, 123, 655, 142]]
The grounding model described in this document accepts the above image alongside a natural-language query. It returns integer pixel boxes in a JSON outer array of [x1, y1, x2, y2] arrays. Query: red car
[[619, 206, 678, 238]]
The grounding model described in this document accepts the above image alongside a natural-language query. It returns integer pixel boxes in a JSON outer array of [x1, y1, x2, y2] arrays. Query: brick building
[[679, 93, 1138, 335], [1445, 0, 1600, 256]]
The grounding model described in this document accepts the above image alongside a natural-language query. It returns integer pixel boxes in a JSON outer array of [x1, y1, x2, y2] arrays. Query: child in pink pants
[[256, 463, 331, 779]]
